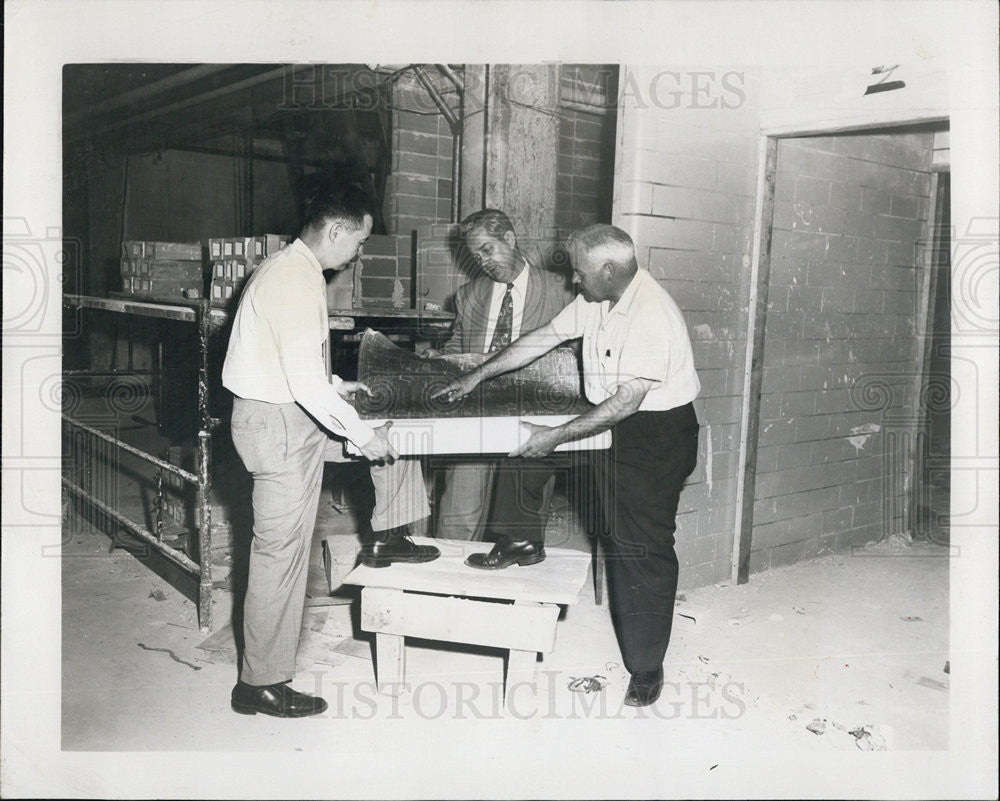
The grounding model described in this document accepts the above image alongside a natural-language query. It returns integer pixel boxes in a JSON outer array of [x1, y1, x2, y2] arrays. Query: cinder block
[[794, 176, 831, 206], [750, 519, 793, 551], [395, 194, 440, 218], [713, 223, 743, 254], [780, 391, 816, 417], [889, 193, 921, 218], [396, 110, 443, 135], [795, 415, 831, 442], [676, 533, 718, 566], [829, 181, 863, 212], [861, 187, 891, 214], [771, 229, 827, 260], [715, 160, 755, 196], [396, 152, 439, 178], [674, 155, 717, 190], [758, 417, 798, 447]]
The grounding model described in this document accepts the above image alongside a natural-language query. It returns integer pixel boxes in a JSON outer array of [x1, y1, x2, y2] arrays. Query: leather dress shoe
[[465, 538, 545, 570], [231, 680, 328, 717], [624, 667, 664, 707], [359, 526, 440, 568]]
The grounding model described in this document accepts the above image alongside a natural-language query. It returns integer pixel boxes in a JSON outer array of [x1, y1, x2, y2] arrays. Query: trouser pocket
[[230, 398, 286, 473]]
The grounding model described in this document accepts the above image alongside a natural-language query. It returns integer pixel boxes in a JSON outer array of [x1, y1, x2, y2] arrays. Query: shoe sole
[[231, 700, 327, 717], [360, 552, 441, 568], [465, 553, 546, 570]]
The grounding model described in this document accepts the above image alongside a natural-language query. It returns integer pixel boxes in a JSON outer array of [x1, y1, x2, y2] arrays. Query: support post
[[196, 300, 214, 632], [731, 135, 778, 585]]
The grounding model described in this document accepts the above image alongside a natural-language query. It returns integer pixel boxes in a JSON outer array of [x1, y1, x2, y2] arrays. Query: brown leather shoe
[[465, 538, 545, 570], [231, 681, 328, 717]]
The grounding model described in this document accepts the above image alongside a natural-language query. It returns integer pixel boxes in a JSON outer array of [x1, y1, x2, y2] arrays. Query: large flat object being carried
[[352, 329, 611, 454]]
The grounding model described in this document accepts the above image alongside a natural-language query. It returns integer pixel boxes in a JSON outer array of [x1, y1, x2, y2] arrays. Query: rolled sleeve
[[548, 295, 589, 341]]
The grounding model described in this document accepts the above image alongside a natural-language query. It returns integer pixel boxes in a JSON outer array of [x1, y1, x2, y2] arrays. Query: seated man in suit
[[423, 209, 572, 540]]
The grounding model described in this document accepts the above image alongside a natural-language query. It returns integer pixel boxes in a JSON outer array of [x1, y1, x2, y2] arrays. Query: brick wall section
[[384, 70, 456, 305], [556, 65, 617, 234], [751, 132, 934, 572], [615, 66, 761, 589]]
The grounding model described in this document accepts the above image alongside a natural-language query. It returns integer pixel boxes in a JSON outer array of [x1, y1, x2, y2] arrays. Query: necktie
[[488, 283, 514, 352]]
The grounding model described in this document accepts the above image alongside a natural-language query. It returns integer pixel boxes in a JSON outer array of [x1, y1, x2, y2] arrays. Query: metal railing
[[62, 298, 217, 631]]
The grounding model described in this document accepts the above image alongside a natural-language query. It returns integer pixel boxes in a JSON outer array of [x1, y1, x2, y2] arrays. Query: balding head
[[566, 224, 639, 303]]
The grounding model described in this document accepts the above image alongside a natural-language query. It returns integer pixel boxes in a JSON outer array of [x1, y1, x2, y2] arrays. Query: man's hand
[[431, 373, 481, 403], [336, 380, 373, 400], [358, 421, 398, 465], [510, 422, 563, 458], [419, 348, 442, 359]]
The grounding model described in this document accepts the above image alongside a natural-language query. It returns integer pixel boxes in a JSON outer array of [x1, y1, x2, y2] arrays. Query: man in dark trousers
[[424, 209, 571, 541], [435, 224, 700, 707], [222, 179, 437, 717]]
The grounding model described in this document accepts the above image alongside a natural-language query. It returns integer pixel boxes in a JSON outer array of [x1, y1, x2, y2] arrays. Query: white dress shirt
[[548, 268, 701, 411], [222, 238, 375, 447], [482, 259, 531, 353]]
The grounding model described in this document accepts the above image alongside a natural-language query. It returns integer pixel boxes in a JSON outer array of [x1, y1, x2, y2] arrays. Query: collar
[[606, 269, 647, 317], [290, 237, 325, 277], [493, 257, 531, 295]]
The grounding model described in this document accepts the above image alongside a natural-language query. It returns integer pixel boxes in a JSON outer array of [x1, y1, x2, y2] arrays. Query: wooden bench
[[343, 537, 591, 712]]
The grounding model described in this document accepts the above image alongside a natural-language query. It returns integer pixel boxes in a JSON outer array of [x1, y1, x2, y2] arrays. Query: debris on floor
[[567, 675, 607, 694], [850, 725, 888, 751], [900, 615, 923, 622], [137, 642, 202, 671], [806, 718, 827, 735], [148, 586, 168, 602]]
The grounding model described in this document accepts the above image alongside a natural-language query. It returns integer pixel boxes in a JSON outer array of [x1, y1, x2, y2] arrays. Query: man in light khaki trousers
[[223, 179, 437, 718]]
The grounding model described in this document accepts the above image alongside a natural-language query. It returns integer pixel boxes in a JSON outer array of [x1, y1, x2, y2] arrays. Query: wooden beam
[[361, 587, 560, 653], [69, 66, 302, 143], [907, 171, 947, 537], [64, 64, 231, 127], [731, 135, 778, 585]]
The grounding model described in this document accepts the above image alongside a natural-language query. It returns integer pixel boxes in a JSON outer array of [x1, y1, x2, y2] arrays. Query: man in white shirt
[[222, 179, 437, 718], [423, 209, 571, 540], [435, 224, 700, 708]]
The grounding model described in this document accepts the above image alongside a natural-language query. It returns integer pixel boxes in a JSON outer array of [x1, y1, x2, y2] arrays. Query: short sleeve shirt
[[548, 269, 700, 411]]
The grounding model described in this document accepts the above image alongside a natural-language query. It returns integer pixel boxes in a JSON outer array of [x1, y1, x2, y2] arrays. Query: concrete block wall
[[615, 68, 936, 589], [751, 132, 934, 572], [556, 65, 617, 233], [614, 66, 762, 589], [384, 71, 455, 237]]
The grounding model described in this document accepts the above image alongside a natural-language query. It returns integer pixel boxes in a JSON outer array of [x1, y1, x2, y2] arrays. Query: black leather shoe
[[624, 667, 664, 707], [231, 681, 328, 717], [359, 526, 440, 568], [465, 538, 545, 570]]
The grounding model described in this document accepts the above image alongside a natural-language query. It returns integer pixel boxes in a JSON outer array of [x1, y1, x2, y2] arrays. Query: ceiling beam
[[67, 65, 311, 143], [64, 64, 232, 127]]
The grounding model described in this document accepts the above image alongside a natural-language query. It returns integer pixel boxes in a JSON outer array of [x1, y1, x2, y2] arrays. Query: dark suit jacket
[[441, 258, 573, 355]]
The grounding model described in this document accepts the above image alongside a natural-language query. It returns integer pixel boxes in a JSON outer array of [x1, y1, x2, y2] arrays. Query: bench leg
[[375, 632, 406, 697], [505, 648, 538, 715]]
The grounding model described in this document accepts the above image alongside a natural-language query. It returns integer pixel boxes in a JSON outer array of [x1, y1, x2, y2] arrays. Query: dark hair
[[459, 208, 516, 241], [299, 174, 375, 233]]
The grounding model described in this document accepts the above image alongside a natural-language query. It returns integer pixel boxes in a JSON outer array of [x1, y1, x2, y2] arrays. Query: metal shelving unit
[[61, 293, 454, 632]]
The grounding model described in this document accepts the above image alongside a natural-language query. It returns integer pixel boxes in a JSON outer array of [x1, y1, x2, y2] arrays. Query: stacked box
[[208, 234, 288, 306], [121, 241, 204, 301]]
